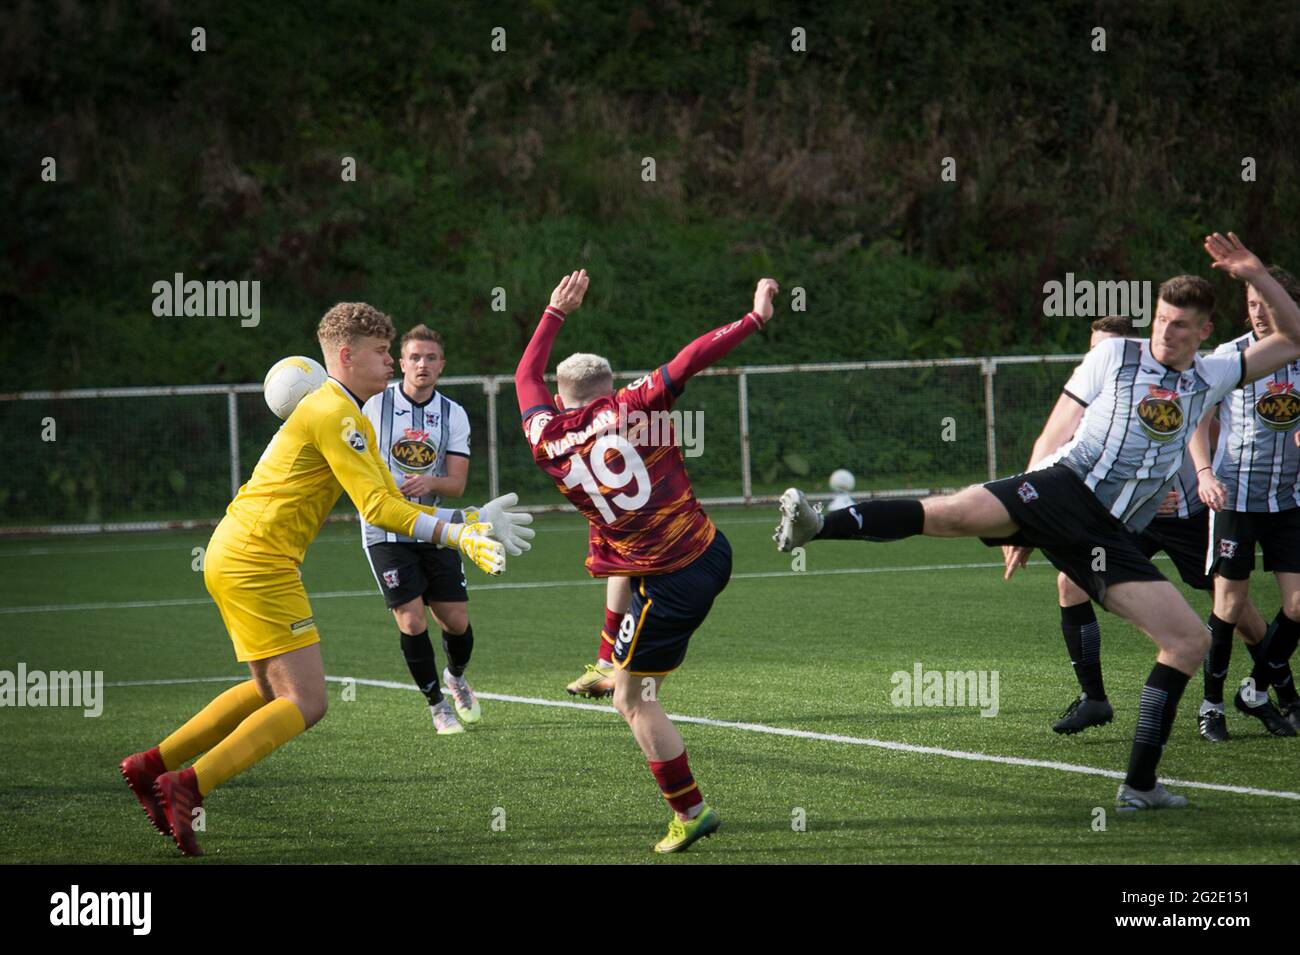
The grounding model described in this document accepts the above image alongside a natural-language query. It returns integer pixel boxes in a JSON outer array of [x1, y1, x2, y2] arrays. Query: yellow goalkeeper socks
[[191, 697, 307, 796], [158, 679, 268, 770]]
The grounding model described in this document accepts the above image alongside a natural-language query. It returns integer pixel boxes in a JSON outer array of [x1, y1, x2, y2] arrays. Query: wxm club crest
[[1136, 385, 1183, 442], [1256, 381, 1300, 432], [391, 428, 437, 473], [382, 568, 401, 589]]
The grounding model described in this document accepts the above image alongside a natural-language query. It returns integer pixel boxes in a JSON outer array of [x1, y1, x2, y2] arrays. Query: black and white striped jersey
[[359, 383, 471, 546], [1039, 337, 1242, 532], [1212, 332, 1300, 513], [1166, 449, 1207, 519]]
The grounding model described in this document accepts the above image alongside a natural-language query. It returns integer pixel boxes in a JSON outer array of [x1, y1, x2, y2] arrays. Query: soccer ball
[[263, 356, 327, 420], [829, 468, 855, 493], [828, 468, 856, 511]]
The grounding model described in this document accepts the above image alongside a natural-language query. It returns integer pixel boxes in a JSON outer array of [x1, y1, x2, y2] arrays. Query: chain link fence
[[0, 356, 1086, 534]]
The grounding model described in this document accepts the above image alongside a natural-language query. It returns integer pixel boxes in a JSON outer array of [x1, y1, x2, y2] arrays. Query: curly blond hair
[[317, 302, 396, 356]]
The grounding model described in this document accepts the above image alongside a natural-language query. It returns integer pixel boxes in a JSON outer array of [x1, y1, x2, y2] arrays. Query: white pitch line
[[0, 559, 1061, 615], [102, 674, 1300, 803]]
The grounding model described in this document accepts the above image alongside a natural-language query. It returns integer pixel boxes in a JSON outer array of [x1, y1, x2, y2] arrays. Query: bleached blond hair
[[556, 352, 614, 404]]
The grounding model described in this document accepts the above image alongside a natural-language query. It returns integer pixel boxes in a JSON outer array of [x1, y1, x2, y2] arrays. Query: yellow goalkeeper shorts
[[204, 518, 320, 662]]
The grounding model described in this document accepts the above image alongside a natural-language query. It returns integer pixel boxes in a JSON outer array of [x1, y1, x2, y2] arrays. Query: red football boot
[[154, 768, 205, 857], [119, 747, 171, 836]]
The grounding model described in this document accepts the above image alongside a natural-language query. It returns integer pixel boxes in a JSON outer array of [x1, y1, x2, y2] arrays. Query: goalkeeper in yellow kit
[[118, 303, 535, 857]]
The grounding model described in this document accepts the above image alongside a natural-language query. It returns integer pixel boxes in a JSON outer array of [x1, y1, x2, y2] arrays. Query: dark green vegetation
[[2, 512, 1297, 863], [6, 0, 1300, 390]]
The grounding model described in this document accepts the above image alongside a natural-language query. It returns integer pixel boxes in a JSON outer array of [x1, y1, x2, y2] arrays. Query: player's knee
[[439, 608, 469, 635], [1215, 587, 1245, 618], [1176, 624, 1211, 664], [1056, 574, 1083, 605], [393, 606, 426, 635], [612, 684, 641, 720], [612, 691, 634, 720], [1283, 594, 1300, 622], [292, 692, 328, 728]]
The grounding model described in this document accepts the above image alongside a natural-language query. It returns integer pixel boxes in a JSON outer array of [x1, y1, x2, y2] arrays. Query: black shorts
[[612, 531, 732, 676], [1137, 510, 1212, 591], [980, 464, 1166, 606], [365, 541, 468, 609], [1209, 508, 1300, 580]]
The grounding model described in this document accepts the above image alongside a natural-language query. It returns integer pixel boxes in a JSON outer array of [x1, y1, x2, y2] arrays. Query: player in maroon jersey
[[515, 269, 779, 852]]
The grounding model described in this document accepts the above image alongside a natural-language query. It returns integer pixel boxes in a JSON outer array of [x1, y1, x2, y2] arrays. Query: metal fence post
[[227, 389, 241, 498], [738, 372, 752, 503], [982, 359, 997, 481], [484, 376, 500, 501]]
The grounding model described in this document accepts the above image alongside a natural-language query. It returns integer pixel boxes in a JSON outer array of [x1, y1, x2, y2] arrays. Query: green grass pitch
[[1, 510, 1297, 864]]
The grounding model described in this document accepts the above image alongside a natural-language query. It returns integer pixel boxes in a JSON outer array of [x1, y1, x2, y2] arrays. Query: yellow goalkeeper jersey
[[223, 377, 433, 562]]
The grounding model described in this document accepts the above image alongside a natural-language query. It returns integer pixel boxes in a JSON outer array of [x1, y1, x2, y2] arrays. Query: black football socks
[[1202, 613, 1235, 706], [1061, 601, 1105, 700], [816, 500, 925, 542], [1266, 611, 1300, 705], [1124, 662, 1189, 791], [400, 629, 444, 704], [442, 623, 474, 678]]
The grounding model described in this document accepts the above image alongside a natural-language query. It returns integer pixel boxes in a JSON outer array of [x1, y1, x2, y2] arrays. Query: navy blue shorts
[[612, 531, 732, 675]]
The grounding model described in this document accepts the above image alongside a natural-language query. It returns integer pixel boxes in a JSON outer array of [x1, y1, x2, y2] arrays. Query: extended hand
[[464, 492, 536, 557], [753, 277, 779, 323], [550, 269, 589, 313], [1198, 472, 1227, 512], [1002, 545, 1033, 581], [1204, 231, 1265, 282]]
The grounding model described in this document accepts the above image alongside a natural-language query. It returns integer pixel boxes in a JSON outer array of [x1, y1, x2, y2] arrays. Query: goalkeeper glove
[[462, 492, 535, 557], [444, 522, 506, 576]]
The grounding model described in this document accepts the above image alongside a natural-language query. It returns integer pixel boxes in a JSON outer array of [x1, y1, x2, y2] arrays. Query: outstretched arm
[[664, 278, 779, 387], [1204, 232, 1300, 384], [315, 414, 505, 574], [515, 269, 589, 416], [1027, 392, 1086, 470]]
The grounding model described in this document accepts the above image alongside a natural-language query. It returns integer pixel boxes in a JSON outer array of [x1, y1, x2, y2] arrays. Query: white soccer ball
[[829, 468, 855, 492], [263, 356, 327, 420]]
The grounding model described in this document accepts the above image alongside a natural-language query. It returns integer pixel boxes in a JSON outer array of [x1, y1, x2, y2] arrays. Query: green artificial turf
[[1, 512, 1296, 863]]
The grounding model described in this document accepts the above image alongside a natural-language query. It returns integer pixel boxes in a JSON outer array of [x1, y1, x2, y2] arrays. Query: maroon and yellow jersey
[[523, 365, 715, 576]]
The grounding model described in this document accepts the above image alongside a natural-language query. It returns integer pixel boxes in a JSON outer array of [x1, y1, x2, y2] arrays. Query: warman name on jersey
[[542, 408, 619, 459]]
